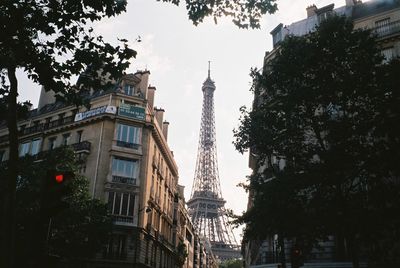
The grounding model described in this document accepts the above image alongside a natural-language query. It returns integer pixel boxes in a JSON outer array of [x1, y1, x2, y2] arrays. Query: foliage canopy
[[161, 0, 277, 28], [233, 16, 400, 265]]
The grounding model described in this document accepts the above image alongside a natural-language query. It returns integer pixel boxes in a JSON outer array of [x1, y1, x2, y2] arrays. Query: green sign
[[118, 103, 146, 120]]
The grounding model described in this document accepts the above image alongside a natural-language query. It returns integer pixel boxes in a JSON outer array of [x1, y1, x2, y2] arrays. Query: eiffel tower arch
[[187, 63, 241, 261]]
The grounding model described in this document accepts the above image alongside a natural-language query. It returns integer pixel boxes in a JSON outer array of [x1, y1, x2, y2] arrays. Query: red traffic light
[[55, 174, 64, 183]]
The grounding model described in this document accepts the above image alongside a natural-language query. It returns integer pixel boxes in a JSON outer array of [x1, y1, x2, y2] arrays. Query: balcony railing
[[71, 141, 91, 153], [116, 140, 141, 150], [0, 141, 91, 166], [21, 116, 75, 136], [0, 115, 88, 144], [374, 20, 400, 38], [112, 215, 135, 226], [112, 175, 136, 185]]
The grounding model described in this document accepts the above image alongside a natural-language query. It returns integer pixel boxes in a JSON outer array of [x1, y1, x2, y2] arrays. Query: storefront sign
[[118, 103, 146, 120], [74, 105, 116, 122]]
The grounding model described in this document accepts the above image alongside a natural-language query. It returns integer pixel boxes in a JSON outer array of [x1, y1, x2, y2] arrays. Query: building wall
[[0, 70, 198, 267]]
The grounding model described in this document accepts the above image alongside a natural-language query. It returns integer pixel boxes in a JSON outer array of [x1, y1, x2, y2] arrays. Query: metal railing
[[116, 140, 141, 150], [0, 116, 76, 143], [112, 215, 135, 226], [374, 19, 400, 38], [21, 115, 75, 136], [111, 175, 136, 185], [0, 141, 91, 165], [71, 141, 91, 152]]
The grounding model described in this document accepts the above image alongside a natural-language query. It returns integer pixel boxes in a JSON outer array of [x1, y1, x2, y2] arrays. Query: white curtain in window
[[31, 139, 42, 155], [112, 157, 139, 178], [116, 124, 141, 144], [19, 142, 30, 157]]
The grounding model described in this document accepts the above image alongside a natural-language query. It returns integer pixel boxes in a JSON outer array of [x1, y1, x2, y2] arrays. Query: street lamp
[[139, 206, 152, 213]]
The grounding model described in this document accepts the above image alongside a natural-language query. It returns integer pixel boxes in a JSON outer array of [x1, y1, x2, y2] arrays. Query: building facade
[[0, 70, 216, 267], [244, 0, 400, 267]]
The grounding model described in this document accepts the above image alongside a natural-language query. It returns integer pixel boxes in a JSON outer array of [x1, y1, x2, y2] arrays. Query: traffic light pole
[[45, 218, 52, 251]]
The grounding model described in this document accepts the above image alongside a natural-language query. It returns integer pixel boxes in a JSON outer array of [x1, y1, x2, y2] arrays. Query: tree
[[233, 16, 400, 267], [11, 147, 111, 267], [0, 2, 135, 267]]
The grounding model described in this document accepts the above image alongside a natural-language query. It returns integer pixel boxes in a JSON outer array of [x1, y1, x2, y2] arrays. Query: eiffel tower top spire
[[204, 61, 215, 88]]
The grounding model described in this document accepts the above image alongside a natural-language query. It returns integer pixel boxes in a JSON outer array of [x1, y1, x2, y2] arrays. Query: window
[[76, 130, 83, 143], [123, 84, 135, 96], [48, 137, 56, 150], [108, 192, 135, 217], [19, 142, 30, 157], [31, 139, 41, 155], [382, 47, 395, 63], [104, 234, 127, 259], [375, 18, 390, 36], [271, 24, 283, 48], [112, 157, 139, 184], [318, 11, 332, 23], [62, 133, 70, 146], [116, 123, 141, 149], [58, 113, 65, 121]]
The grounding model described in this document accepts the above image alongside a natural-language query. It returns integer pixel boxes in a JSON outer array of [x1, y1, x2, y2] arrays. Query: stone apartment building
[[244, 0, 400, 267], [0, 70, 216, 267]]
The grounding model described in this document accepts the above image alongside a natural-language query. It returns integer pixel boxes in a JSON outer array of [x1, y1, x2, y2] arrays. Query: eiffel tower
[[187, 63, 241, 261]]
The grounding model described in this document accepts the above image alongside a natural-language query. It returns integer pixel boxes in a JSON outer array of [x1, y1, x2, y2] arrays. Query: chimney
[[138, 70, 150, 98], [162, 121, 169, 141], [306, 4, 317, 17], [24, 102, 33, 111], [345, 0, 356, 6], [154, 107, 165, 128], [38, 86, 56, 110], [147, 86, 156, 109]]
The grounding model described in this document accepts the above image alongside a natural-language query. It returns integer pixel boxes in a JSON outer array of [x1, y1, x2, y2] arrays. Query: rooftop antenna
[[208, 61, 211, 78]]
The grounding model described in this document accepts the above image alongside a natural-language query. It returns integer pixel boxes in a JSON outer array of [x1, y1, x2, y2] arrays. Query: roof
[[271, 0, 400, 42], [353, 0, 400, 20], [281, 5, 352, 38]]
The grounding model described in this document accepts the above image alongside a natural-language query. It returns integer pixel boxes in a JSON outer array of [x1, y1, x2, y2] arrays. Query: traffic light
[[291, 244, 304, 268], [41, 170, 74, 217]]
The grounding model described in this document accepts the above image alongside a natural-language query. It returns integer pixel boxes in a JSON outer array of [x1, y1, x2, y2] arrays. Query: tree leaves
[[0, 0, 134, 106], [161, 0, 277, 29]]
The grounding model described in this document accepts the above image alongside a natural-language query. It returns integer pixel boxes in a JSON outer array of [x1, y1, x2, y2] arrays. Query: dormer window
[[271, 23, 283, 48], [316, 4, 334, 24], [318, 11, 332, 23], [124, 84, 135, 96]]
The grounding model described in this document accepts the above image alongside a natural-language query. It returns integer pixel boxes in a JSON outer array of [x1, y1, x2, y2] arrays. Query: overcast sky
[[18, 0, 345, 241]]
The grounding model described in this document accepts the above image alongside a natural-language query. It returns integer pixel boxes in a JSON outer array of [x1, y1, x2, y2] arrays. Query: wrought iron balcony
[[374, 20, 400, 38], [112, 215, 135, 226], [70, 141, 91, 153], [116, 140, 141, 150], [112, 175, 136, 185], [0, 116, 77, 143], [21, 116, 75, 136]]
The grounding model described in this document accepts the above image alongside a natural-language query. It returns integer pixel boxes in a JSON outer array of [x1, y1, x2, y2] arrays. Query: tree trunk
[[278, 234, 286, 268], [348, 234, 360, 268], [3, 66, 19, 268]]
